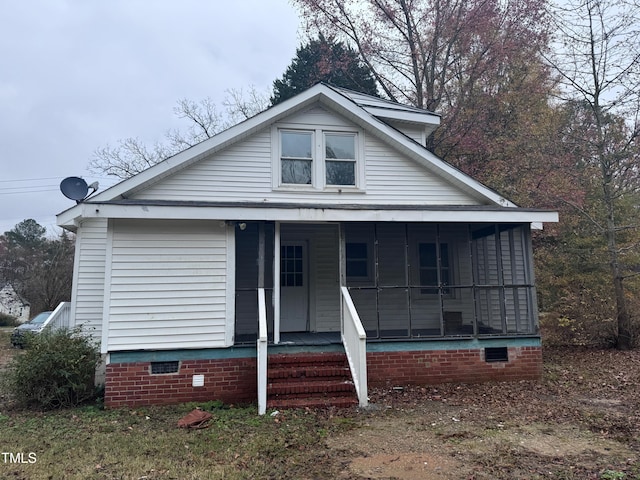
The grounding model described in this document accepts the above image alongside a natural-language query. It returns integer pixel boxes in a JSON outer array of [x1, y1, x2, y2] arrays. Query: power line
[[0, 188, 60, 196], [0, 176, 62, 183]]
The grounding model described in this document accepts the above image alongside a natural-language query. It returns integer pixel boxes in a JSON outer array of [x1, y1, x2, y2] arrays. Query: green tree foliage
[[271, 35, 379, 105], [0, 220, 74, 315]]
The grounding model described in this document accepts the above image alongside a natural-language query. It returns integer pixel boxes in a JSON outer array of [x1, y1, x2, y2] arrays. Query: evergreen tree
[[271, 35, 378, 105]]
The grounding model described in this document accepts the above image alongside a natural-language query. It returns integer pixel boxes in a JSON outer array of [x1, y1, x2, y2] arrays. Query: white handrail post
[[257, 288, 268, 415], [340, 286, 368, 407]]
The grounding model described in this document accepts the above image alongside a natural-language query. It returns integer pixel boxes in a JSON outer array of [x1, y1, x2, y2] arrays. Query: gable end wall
[[132, 105, 481, 206]]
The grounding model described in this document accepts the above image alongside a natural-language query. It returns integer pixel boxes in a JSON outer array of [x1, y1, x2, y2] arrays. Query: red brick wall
[[367, 346, 542, 387], [105, 346, 542, 408], [105, 357, 257, 408]]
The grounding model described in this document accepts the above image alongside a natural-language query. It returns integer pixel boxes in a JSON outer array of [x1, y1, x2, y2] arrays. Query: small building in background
[[0, 284, 30, 323]]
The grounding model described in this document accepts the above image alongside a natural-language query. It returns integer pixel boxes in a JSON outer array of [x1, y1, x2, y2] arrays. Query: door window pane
[[281, 245, 304, 287]]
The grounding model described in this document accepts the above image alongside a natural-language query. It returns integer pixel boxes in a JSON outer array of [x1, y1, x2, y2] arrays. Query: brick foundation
[[367, 346, 542, 387], [104, 346, 542, 408], [105, 357, 257, 408]]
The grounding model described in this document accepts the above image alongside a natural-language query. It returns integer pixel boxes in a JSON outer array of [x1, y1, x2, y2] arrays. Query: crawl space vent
[[150, 361, 180, 374], [484, 347, 508, 363]]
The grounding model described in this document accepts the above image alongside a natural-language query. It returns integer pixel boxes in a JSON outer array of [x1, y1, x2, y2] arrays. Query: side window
[[325, 133, 356, 186], [346, 242, 369, 279], [281, 131, 313, 185], [418, 243, 450, 294]]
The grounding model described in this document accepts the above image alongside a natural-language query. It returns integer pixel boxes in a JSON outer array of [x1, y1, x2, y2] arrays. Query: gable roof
[[58, 84, 558, 228], [0, 283, 30, 307]]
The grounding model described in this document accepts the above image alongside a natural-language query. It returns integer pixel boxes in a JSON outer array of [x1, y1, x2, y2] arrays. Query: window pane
[[282, 159, 312, 184], [440, 244, 449, 269], [325, 133, 355, 159], [282, 131, 312, 158], [419, 244, 437, 268], [326, 160, 355, 185], [346, 243, 367, 259], [347, 260, 368, 277]]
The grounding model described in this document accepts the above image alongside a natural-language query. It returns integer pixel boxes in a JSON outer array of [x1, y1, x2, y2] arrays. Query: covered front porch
[[234, 220, 540, 413], [234, 220, 539, 344]]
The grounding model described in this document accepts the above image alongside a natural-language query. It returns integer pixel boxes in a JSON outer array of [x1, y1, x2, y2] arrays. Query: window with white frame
[[325, 133, 356, 186], [276, 128, 360, 189], [281, 131, 313, 185]]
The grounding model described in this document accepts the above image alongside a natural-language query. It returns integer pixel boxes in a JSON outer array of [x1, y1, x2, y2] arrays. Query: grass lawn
[[1, 329, 639, 479], [0, 401, 353, 479]]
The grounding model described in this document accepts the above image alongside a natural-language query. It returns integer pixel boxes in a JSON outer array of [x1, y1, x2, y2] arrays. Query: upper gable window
[[325, 133, 356, 186], [275, 127, 362, 190], [281, 131, 313, 185]]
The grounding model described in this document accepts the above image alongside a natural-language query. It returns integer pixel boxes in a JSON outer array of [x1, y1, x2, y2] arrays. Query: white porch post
[[274, 221, 281, 344], [338, 223, 346, 329]]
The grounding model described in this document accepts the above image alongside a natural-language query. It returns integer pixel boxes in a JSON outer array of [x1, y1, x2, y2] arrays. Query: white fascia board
[[72, 202, 559, 225]]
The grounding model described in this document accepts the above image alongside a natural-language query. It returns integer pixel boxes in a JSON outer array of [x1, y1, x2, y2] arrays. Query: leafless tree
[[89, 87, 269, 180], [545, 0, 640, 349]]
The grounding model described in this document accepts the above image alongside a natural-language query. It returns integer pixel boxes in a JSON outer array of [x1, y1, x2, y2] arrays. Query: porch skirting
[[103, 339, 542, 408]]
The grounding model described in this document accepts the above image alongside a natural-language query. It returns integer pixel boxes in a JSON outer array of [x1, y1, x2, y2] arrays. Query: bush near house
[[0, 312, 19, 327], [2, 327, 100, 409]]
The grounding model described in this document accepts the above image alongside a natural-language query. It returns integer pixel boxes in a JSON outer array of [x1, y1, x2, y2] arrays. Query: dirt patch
[[327, 347, 640, 479], [349, 453, 458, 480], [330, 411, 635, 479]]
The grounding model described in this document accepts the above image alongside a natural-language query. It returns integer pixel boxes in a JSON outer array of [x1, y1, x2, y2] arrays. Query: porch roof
[[58, 199, 558, 229]]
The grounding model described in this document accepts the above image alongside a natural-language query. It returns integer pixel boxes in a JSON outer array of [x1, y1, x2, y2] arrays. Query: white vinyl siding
[[105, 219, 229, 351], [385, 120, 426, 146], [133, 105, 480, 206], [70, 218, 108, 339]]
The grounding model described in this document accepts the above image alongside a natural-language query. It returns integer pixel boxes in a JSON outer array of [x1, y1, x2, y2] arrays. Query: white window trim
[[272, 124, 365, 191]]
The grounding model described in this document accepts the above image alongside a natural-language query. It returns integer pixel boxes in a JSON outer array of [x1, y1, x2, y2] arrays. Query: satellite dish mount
[[60, 177, 99, 203]]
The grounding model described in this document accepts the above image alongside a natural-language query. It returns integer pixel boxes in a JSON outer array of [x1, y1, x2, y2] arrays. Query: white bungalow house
[[0, 284, 30, 323], [57, 84, 558, 411]]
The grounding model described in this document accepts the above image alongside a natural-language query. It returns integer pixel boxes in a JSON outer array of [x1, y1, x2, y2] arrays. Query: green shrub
[[2, 327, 100, 409], [0, 312, 20, 327]]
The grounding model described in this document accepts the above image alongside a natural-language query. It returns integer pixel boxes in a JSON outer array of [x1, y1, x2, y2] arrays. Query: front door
[[280, 242, 308, 332]]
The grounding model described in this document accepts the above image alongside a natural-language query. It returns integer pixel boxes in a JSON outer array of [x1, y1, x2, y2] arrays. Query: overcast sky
[[0, 1, 301, 235]]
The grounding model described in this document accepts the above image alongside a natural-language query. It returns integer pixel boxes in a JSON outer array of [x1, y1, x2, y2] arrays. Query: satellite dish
[[60, 177, 89, 202]]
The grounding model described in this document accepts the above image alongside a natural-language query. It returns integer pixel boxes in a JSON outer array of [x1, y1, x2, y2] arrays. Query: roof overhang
[[58, 200, 558, 231]]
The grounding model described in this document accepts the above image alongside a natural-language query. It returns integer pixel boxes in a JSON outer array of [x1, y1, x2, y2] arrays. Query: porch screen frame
[[344, 222, 538, 339]]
